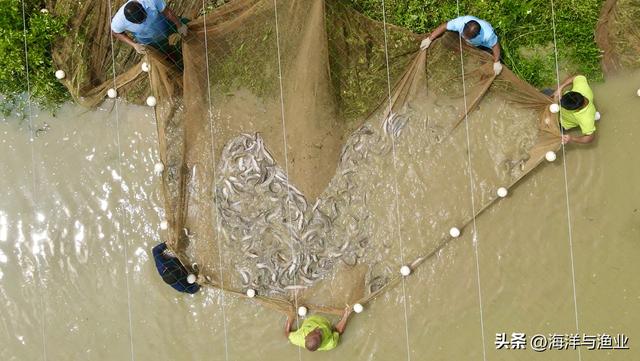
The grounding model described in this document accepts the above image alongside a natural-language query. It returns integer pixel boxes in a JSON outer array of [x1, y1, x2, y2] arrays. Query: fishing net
[[52, 0, 562, 316], [596, 0, 640, 75]]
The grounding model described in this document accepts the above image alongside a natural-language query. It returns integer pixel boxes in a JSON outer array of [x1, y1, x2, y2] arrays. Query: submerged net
[[52, 0, 562, 315]]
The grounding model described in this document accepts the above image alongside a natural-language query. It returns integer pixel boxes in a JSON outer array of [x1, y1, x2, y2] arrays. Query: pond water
[[0, 70, 638, 360]]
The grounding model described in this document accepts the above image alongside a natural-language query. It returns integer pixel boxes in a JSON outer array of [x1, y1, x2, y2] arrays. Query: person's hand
[[561, 134, 572, 145], [493, 61, 503, 75], [420, 37, 432, 51], [178, 24, 188, 37], [133, 43, 146, 55]]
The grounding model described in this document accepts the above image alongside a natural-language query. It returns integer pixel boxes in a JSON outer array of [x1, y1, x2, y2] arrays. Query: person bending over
[[285, 307, 352, 352], [111, 0, 187, 55], [420, 15, 503, 76], [553, 75, 598, 144], [152, 242, 200, 294]]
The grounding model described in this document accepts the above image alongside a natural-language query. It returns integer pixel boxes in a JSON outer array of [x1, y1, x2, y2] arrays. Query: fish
[[239, 269, 250, 284], [284, 285, 307, 290]]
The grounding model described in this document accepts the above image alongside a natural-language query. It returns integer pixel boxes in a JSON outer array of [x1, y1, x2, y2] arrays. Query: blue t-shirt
[[152, 243, 200, 294], [446, 15, 499, 49], [111, 0, 170, 44]]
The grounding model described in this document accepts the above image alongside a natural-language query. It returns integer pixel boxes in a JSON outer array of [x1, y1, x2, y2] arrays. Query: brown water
[[1, 70, 638, 361]]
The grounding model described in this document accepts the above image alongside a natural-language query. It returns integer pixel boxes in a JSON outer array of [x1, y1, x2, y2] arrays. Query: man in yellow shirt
[[285, 307, 352, 351], [553, 75, 598, 144]]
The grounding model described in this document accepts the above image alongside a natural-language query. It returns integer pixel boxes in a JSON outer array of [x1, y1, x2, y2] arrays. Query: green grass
[[0, 0, 604, 113], [346, 0, 604, 88], [0, 0, 68, 115]]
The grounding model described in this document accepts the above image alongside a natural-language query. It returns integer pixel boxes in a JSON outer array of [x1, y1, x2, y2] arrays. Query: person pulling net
[[51, 0, 568, 352], [111, 0, 189, 67]]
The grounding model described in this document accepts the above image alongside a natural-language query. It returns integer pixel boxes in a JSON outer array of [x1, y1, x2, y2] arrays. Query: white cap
[[637, 88, 640, 97], [160, 220, 168, 230], [154, 162, 164, 174], [595, 111, 601, 121], [497, 187, 508, 198], [449, 227, 461, 238], [107, 88, 117, 99], [353, 303, 364, 313], [297, 306, 308, 317], [246, 289, 256, 298], [549, 103, 560, 113], [400, 265, 411, 276], [186, 274, 197, 284], [55, 70, 66, 80], [146, 96, 157, 107], [141, 62, 150, 72], [545, 150, 557, 162]]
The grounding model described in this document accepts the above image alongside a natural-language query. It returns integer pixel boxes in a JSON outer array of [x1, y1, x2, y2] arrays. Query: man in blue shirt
[[420, 15, 503, 76], [111, 0, 187, 55], [152, 242, 200, 294]]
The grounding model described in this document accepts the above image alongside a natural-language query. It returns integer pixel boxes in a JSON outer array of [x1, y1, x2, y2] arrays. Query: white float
[[55, 70, 66, 80], [297, 306, 308, 317], [246, 289, 256, 298], [107, 88, 117, 99], [637, 88, 640, 97], [449, 227, 461, 238], [549, 103, 560, 113], [160, 220, 168, 230], [353, 303, 364, 313], [186, 274, 197, 284], [154, 162, 164, 174], [545, 151, 557, 162], [146, 96, 157, 107], [400, 265, 411, 276], [141, 62, 150, 72], [497, 187, 508, 198]]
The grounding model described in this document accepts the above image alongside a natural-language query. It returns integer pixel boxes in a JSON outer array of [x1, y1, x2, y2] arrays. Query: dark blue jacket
[[152, 243, 200, 294]]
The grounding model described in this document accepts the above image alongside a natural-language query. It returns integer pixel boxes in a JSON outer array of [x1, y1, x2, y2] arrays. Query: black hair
[[463, 20, 481, 39], [124, 1, 147, 24], [560, 91, 586, 110], [305, 330, 322, 352]]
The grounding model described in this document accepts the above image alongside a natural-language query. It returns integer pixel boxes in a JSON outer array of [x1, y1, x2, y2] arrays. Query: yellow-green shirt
[[559, 75, 597, 135], [288, 315, 340, 351]]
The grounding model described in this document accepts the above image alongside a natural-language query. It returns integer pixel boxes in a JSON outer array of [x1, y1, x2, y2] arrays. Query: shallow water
[[1, 70, 639, 361]]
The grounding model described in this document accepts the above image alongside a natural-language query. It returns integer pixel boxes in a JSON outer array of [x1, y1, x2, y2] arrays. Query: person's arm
[[562, 133, 595, 145], [491, 42, 503, 75], [421, 22, 448, 50], [553, 75, 578, 98], [334, 307, 353, 335], [162, 8, 182, 28], [112, 31, 136, 48], [284, 314, 294, 337], [491, 43, 501, 63], [112, 31, 146, 54], [428, 22, 448, 42]]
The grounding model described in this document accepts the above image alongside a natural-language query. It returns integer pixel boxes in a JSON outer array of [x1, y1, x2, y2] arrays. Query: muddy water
[[1, 70, 639, 361]]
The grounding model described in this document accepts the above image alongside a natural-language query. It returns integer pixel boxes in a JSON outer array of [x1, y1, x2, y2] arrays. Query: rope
[[106, 0, 136, 358], [550, 2, 582, 360], [201, 2, 231, 359], [454, 3, 488, 360], [272, 1, 303, 360], [379, 1, 411, 359], [20, 1, 47, 359]]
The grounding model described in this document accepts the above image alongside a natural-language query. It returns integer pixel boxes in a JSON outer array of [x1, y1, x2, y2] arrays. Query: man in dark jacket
[[152, 242, 200, 294]]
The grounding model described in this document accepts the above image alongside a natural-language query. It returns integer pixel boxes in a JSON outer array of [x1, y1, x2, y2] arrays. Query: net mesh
[[51, 0, 565, 315], [596, 0, 640, 75]]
